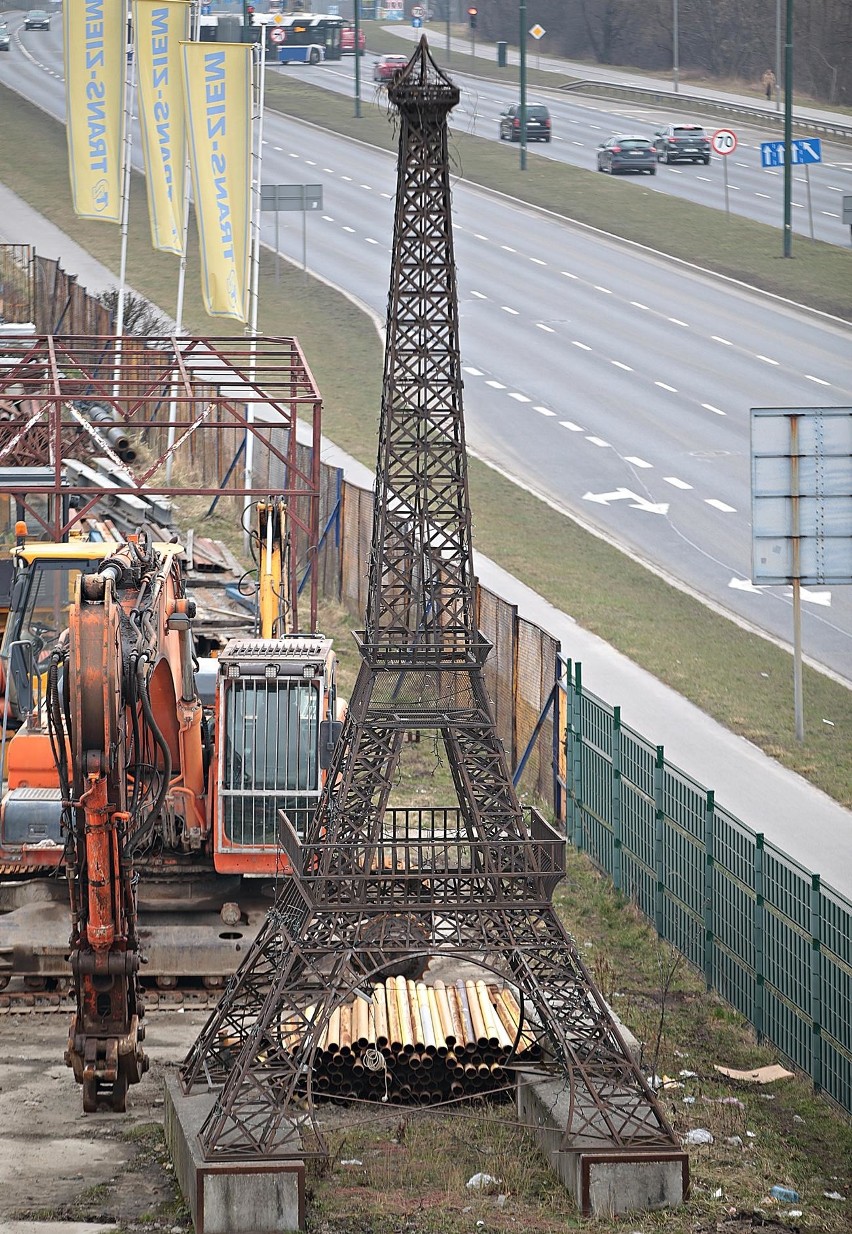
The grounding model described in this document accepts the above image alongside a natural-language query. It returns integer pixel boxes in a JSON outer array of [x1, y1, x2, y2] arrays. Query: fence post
[[611, 706, 622, 893], [753, 833, 765, 1041], [553, 656, 565, 829], [703, 789, 715, 991], [810, 873, 823, 1093], [571, 662, 584, 850], [654, 744, 665, 937]]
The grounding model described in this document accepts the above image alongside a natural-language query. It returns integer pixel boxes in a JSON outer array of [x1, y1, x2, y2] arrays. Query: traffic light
[[467, 6, 477, 29]]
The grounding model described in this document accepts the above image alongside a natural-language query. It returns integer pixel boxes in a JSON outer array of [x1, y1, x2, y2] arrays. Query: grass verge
[[0, 82, 850, 810]]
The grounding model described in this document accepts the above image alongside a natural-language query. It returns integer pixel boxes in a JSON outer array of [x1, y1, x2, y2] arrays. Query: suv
[[499, 103, 551, 144], [654, 123, 710, 164], [0, 21, 10, 50]]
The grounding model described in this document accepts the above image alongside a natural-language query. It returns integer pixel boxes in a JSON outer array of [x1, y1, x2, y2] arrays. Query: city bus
[[273, 14, 345, 60]]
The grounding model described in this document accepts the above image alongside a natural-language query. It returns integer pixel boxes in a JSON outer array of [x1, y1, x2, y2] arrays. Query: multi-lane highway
[[304, 46, 852, 247], [3, 14, 852, 683]]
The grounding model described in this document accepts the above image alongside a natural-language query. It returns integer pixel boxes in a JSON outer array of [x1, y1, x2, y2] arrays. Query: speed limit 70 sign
[[711, 129, 738, 156]]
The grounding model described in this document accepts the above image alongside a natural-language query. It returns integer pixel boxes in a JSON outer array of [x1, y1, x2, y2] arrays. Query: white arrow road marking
[[729, 578, 764, 593], [799, 589, 832, 606], [583, 488, 669, 514]]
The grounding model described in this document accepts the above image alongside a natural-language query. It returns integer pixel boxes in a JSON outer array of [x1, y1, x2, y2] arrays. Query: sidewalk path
[[2, 180, 850, 901]]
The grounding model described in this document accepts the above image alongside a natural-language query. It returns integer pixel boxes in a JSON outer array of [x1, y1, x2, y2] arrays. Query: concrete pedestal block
[[164, 1073, 305, 1234], [517, 1071, 688, 1217]]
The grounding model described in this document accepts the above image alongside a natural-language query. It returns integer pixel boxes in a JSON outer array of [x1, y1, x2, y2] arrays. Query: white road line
[[631, 301, 649, 310], [380, 192, 392, 199], [625, 456, 652, 468], [366, 238, 378, 244], [586, 437, 610, 448], [561, 271, 578, 279], [655, 381, 678, 392], [756, 355, 779, 365], [305, 160, 317, 166], [594, 286, 612, 294], [706, 499, 736, 512], [322, 215, 334, 222], [323, 168, 333, 173], [474, 233, 489, 240], [664, 477, 692, 490], [572, 341, 591, 351], [559, 421, 584, 432], [537, 323, 555, 332], [343, 226, 356, 233], [712, 336, 733, 345], [502, 245, 517, 253], [341, 175, 352, 181], [471, 291, 487, 299], [502, 306, 519, 315], [806, 375, 830, 385], [668, 318, 688, 327], [756, 192, 772, 199], [360, 183, 371, 189], [486, 380, 506, 389], [611, 360, 633, 371], [530, 257, 547, 266], [508, 392, 530, 403], [463, 366, 483, 376], [702, 403, 726, 416], [535, 406, 556, 416]]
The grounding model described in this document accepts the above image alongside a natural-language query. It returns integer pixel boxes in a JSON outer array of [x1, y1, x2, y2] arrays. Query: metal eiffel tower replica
[[180, 37, 677, 1164]]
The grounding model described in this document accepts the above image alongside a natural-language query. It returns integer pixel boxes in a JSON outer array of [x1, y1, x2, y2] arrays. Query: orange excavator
[[0, 511, 342, 1110]]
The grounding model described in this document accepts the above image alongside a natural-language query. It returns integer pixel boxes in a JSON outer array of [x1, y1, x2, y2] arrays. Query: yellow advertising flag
[[63, 0, 127, 223], [133, 0, 189, 255], [181, 41, 253, 323]]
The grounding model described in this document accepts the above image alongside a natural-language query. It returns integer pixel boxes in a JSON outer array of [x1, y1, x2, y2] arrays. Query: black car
[[597, 134, 656, 175], [654, 123, 710, 164], [499, 103, 551, 143], [24, 9, 51, 29]]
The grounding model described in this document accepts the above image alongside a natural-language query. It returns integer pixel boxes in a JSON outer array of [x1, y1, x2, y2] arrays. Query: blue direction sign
[[760, 137, 822, 167]]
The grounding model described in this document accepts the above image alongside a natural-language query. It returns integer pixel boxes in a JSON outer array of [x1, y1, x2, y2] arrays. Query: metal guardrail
[[559, 79, 852, 143]]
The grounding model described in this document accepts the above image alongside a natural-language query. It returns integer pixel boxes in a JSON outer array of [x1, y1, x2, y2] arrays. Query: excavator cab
[[214, 635, 341, 873]]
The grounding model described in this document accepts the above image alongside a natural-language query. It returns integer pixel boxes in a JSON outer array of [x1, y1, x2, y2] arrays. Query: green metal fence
[[561, 656, 852, 1118]]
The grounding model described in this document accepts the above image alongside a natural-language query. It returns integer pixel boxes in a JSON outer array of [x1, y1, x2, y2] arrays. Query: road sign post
[[760, 138, 822, 245], [261, 184, 323, 284], [711, 129, 737, 218], [529, 22, 545, 71]]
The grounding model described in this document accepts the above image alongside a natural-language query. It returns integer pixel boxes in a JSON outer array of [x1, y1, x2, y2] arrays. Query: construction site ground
[[0, 1008, 203, 1234]]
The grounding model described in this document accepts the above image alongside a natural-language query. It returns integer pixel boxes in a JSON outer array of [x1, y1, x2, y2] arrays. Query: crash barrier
[[559, 661, 852, 1119], [7, 243, 849, 1116]]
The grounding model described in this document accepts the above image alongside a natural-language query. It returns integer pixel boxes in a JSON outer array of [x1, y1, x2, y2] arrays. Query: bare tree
[[97, 288, 173, 337]]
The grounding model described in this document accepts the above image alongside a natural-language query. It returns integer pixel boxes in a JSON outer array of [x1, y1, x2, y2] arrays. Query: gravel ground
[[0, 1009, 209, 1232]]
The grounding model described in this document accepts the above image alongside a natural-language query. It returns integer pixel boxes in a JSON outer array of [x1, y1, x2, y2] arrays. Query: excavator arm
[[47, 534, 206, 1111]]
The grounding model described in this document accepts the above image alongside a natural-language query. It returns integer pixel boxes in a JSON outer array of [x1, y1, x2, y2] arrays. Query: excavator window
[[220, 676, 321, 847]]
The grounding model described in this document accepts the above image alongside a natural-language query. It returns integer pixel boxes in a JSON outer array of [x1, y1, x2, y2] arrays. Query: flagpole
[[113, 21, 136, 392], [167, 0, 198, 485], [244, 34, 266, 545]]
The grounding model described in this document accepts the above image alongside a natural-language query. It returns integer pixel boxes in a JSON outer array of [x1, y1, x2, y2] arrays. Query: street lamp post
[[354, 0, 361, 118], [519, 0, 527, 170], [673, 0, 679, 92], [782, 0, 793, 256]]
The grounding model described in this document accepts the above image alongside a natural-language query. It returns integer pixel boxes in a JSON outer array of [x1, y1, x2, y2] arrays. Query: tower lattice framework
[[180, 37, 677, 1164]]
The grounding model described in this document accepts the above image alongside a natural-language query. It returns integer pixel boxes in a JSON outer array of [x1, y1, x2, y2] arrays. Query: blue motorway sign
[[760, 137, 822, 167]]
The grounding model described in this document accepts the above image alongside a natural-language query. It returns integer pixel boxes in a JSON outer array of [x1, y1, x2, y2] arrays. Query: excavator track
[[0, 982, 223, 1014]]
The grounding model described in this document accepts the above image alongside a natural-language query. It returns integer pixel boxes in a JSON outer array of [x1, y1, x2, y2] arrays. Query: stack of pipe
[[280, 978, 542, 1106]]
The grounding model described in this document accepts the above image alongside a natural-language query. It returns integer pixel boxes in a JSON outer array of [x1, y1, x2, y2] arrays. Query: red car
[[341, 25, 366, 54], [373, 54, 408, 83]]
